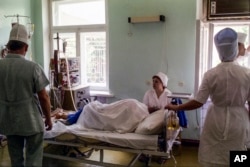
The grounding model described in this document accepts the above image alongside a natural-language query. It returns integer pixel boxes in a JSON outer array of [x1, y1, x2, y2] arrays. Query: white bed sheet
[[44, 121, 159, 150]]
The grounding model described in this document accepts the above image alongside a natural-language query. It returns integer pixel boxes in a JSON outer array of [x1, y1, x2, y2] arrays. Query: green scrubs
[[0, 54, 49, 167]]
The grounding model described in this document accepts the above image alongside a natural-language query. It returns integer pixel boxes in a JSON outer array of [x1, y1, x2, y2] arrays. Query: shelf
[[128, 15, 165, 23], [167, 93, 193, 99]]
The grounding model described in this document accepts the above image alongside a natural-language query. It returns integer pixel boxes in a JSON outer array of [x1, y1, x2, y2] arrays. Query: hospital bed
[[43, 110, 181, 167]]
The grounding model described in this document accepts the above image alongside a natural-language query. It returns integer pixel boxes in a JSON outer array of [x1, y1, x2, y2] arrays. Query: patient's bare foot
[[50, 108, 63, 117], [55, 111, 68, 119], [55, 112, 63, 119]]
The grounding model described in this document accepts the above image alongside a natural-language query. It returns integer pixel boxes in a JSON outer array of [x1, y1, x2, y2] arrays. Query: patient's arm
[[148, 106, 160, 114]]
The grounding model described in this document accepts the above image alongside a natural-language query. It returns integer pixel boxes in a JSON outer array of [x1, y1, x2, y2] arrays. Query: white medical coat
[[195, 62, 250, 166], [143, 88, 172, 109]]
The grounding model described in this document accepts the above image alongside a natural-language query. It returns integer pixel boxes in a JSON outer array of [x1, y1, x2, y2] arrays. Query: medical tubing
[[64, 55, 77, 111], [49, 76, 62, 109], [52, 33, 77, 111]]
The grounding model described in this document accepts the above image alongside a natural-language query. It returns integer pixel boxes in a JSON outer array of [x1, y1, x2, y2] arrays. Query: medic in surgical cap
[[165, 27, 250, 166], [214, 27, 238, 62], [237, 32, 250, 58]]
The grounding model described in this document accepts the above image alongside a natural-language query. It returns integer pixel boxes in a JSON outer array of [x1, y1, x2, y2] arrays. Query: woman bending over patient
[[143, 72, 172, 113]]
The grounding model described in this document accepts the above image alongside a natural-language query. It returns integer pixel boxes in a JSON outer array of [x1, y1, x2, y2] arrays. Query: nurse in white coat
[[166, 28, 250, 167], [237, 32, 247, 57], [143, 72, 172, 113], [236, 32, 249, 65]]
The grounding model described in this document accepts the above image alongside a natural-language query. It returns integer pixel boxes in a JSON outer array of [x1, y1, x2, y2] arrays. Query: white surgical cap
[[9, 24, 29, 45], [237, 32, 247, 44], [214, 28, 238, 62], [153, 72, 168, 87]]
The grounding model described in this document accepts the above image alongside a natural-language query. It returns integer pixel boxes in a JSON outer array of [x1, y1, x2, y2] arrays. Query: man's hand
[[45, 118, 52, 131]]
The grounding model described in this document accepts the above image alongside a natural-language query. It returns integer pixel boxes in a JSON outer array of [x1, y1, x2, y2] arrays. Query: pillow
[[135, 109, 165, 135]]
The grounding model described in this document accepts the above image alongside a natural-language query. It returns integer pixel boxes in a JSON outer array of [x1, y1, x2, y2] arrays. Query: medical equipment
[[62, 85, 90, 111], [49, 33, 89, 111], [4, 14, 34, 38]]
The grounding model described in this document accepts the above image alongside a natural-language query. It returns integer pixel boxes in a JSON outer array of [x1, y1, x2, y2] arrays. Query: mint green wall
[[0, 0, 45, 67], [0, 0, 199, 140], [30, 0, 44, 67], [0, 0, 33, 59], [107, 0, 199, 140], [1, 0, 196, 100], [1, 0, 196, 101], [108, 0, 196, 101]]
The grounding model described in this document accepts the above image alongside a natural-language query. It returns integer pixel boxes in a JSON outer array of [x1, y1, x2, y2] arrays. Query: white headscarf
[[237, 32, 248, 58], [214, 28, 238, 62], [153, 72, 168, 87], [237, 32, 247, 44]]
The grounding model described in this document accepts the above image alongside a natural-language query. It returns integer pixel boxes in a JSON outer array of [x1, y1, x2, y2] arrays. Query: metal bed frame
[[43, 112, 180, 167]]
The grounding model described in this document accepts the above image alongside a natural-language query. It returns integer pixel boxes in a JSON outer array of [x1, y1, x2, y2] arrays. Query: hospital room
[[0, 0, 250, 167]]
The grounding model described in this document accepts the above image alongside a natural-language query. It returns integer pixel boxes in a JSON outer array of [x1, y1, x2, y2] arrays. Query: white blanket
[[45, 99, 149, 138], [77, 99, 149, 133], [44, 99, 158, 149]]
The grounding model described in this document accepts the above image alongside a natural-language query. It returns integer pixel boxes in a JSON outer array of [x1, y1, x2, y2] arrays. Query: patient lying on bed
[[54, 99, 150, 133]]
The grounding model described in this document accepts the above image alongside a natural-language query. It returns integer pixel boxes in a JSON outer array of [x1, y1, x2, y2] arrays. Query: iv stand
[[4, 14, 34, 38], [4, 14, 31, 24]]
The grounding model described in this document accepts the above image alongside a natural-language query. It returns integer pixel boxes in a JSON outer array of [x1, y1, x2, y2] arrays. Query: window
[[49, 0, 108, 91], [52, 0, 105, 26], [80, 32, 107, 88], [196, 21, 250, 89]]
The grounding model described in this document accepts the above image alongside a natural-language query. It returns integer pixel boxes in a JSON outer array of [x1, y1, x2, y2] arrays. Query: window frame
[[48, 0, 109, 91]]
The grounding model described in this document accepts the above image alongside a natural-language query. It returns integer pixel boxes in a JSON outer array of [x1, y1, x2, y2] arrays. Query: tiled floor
[[0, 141, 201, 167]]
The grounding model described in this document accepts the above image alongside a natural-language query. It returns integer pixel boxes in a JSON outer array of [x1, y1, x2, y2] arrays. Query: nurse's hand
[[165, 104, 178, 111]]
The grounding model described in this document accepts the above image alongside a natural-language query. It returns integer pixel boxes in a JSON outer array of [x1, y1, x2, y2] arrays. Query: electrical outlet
[[178, 81, 184, 87], [146, 80, 151, 86]]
